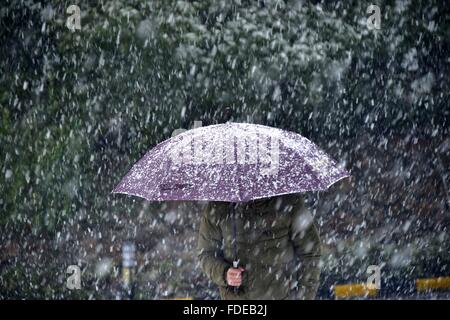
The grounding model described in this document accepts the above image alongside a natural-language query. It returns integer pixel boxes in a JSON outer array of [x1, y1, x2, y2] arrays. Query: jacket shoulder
[[203, 201, 230, 222]]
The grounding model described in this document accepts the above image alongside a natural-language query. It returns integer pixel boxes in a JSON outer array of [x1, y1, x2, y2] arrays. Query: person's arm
[[197, 203, 230, 287], [290, 198, 322, 300]]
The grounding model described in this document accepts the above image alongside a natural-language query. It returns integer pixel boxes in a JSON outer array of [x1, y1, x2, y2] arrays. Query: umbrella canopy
[[113, 123, 349, 202]]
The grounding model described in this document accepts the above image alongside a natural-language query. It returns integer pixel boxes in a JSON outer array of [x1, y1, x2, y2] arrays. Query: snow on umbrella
[[113, 122, 349, 202]]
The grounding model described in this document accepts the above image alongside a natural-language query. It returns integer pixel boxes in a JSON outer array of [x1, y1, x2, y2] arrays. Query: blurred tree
[[0, 2, 448, 299]]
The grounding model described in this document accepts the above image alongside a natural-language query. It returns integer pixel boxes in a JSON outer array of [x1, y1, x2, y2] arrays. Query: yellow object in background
[[416, 277, 450, 291], [334, 283, 378, 299], [122, 267, 131, 287]]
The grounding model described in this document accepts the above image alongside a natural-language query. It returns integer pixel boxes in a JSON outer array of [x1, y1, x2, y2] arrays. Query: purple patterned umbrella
[[113, 123, 349, 202]]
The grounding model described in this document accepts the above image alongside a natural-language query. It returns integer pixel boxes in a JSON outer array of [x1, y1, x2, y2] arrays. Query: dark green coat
[[197, 195, 321, 300]]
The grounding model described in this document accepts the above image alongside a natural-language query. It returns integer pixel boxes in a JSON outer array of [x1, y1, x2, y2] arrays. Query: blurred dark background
[[0, 0, 448, 299]]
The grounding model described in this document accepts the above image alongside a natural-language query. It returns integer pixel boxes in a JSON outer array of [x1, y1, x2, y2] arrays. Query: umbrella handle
[[231, 204, 240, 294], [232, 260, 240, 295]]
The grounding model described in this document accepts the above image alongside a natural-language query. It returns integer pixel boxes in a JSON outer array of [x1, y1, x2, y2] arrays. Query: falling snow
[[0, 1, 448, 300]]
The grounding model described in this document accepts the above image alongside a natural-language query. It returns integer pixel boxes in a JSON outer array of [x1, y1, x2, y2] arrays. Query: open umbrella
[[113, 122, 349, 202], [113, 122, 350, 284]]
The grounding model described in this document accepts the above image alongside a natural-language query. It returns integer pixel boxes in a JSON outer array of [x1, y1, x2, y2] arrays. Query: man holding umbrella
[[113, 123, 348, 300], [197, 194, 322, 300]]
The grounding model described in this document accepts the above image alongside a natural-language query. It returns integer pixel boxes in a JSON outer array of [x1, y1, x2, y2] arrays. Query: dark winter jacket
[[197, 194, 321, 300]]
